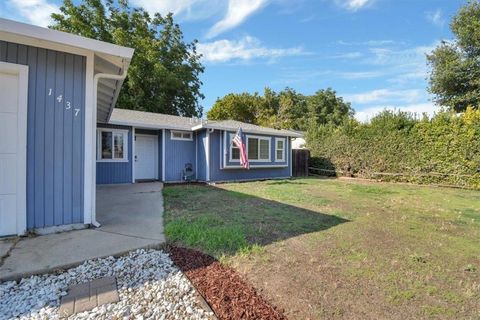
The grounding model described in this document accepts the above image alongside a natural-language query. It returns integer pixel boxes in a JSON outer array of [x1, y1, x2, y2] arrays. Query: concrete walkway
[[0, 182, 165, 282]]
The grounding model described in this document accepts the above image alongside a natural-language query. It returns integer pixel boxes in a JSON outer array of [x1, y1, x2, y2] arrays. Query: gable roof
[[109, 109, 303, 137], [0, 18, 134, 123], [109, 108, 201, 130], [0, 18, 134, 58]]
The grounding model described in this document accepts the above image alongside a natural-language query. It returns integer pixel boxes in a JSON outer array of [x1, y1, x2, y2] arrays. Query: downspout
[[90, 59, 129, 228]]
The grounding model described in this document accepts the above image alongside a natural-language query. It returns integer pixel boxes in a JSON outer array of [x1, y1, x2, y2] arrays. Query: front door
[[135, 134, 158, 180], [0, 62, 28, 236]]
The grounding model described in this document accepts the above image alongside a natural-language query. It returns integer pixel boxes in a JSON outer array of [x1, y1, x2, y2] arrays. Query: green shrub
[[307, 108, 480, 189]]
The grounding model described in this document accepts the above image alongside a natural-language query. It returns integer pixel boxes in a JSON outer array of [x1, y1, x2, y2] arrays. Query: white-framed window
[[97, 129, 128, 162], [229, 133, 241, 162], [246, 135, 270, 162], [275, 138, 286, 162], [171, 130, 193, 141]]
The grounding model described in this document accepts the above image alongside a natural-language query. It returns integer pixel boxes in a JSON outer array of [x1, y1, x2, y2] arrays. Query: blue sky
[[0, 0, 466, 120]]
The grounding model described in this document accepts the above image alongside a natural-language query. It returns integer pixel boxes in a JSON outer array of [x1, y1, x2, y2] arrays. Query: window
[[97, 129, 128, 162], [171, 130, 193, 141], [229, 134, 240, 161], [247, 136, 270, 162], [275, 138, 285, 162]]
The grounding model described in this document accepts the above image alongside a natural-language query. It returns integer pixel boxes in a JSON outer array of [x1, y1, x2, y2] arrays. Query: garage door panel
[[0, 73, 18, 113], [0, 63, 27, 237], [0, 113, 18, 153], [0, 154, 17, 194], [0, 195, 17, 236]]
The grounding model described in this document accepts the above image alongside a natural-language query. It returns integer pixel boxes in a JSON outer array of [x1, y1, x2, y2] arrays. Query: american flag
[[232, 128, 249, 169]]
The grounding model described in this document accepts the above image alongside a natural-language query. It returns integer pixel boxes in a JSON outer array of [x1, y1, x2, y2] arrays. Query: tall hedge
[[307, 107, 480, 189]]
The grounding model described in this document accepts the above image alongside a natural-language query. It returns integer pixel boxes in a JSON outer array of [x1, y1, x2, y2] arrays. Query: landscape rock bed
[[169, 246, 286, 320], [0, 249, 214, 319]]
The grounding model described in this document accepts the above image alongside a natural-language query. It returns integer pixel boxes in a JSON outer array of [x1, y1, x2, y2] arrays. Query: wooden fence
[[292, 149, 310, 177]]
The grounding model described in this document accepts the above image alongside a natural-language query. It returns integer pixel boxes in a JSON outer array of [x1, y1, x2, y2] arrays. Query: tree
[[207, 87, 354, 130], [427, 1, 480, 112], [207, 93, 262, 123], [51, 0, 204, 116], [275, 88, 307, 130], [306, 88, 353, 128]]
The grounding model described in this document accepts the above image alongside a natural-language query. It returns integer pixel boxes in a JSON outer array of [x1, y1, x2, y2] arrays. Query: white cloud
[[355, 103, 437, 122], [130, 0, 223, 21], [206, 0, 269, 39], [8, 0, 59, 27], [345, 88, 425, 105], [337, 39, 397, 46], [197, 36, 305, 63], [331, 52, 363, 59], [335, 0, 374, 12], [426, 8, 445, 27], [338, 71, 383, 79]]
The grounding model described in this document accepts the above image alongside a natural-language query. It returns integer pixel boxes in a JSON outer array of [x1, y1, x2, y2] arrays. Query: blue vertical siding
[[0, 41, 85, 229], [208, 130, 291, 182], [96, 124, 133, 184], [164, 129, 197, 182], [95, 127, 164, 184]]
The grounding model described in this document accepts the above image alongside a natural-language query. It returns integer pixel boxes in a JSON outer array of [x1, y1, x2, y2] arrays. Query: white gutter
[[90, 60, 129, 228]]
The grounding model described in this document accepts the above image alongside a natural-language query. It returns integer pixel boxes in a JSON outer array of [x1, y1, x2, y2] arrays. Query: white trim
[[228, 133, 241, 163], [132, 127, 136, 183], [162, 129, 165, 182], [84, 52, 94, 226], [219, 130, 222, 169], [134, 133, 159, 180], [96, 128, 129, 162], [0, 62, 28, 236], [0, 18, 134, 59], [275, 137, 286, 162], [246, 134, 271, 162], [289, 139, 293, 177], [195, 132, 198, 180], [170, 130, 193, 141], [222, 131, 227, 168], [206, 131, 210, 181], [0, 32, 91, 58], [191, 123, 303, 138]]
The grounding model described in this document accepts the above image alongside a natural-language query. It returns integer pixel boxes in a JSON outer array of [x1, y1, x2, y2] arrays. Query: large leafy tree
[[306, 89, 353, 127], [427, 0, 480, 112], [207, 92, 262, 123], [275, 88, 307, 130], [207, 87, 353, 130], [51, 0, 204, 116]]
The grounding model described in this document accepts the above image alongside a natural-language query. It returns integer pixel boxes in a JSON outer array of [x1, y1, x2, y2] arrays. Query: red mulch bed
[[168, 246, 287, 320]]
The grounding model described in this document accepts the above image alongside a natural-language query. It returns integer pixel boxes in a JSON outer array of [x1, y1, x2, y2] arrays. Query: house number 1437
[[48, 88, 81, 117]]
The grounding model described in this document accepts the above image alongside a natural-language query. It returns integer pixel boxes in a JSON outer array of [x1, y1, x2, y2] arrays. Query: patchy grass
[[163, 178, 480, 319]]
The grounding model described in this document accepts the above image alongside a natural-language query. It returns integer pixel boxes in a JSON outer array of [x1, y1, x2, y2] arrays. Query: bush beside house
[[307, 107, 480, 189]]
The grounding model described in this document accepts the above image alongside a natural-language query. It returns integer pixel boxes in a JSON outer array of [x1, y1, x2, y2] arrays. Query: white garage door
[[0, 62, 28, 237]]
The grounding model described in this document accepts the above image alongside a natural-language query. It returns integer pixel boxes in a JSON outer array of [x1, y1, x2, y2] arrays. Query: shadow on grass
[[265, 180, 307, 185], [164, 184, 348, 257]]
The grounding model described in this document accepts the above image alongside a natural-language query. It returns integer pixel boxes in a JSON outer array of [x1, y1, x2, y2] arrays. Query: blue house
[[0, 18, 301, 237], [97, 109, 301, 184]]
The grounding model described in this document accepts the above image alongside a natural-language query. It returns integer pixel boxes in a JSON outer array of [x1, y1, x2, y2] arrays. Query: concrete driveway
[[0, 182, 165, 282]]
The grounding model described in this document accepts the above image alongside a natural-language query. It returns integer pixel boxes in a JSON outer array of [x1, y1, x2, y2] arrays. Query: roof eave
[[0, 18, 134, 59], [108, 119, 195, 131], [193, 123, 303, 137]]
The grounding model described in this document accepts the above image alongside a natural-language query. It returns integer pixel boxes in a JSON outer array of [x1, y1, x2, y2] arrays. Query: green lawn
[[163, 178, 480, 319]]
